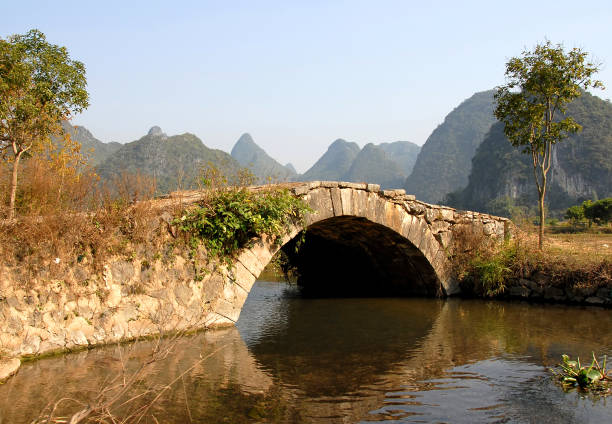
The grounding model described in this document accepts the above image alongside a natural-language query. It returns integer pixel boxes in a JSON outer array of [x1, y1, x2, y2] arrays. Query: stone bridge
[[214, 181, 511, 324], [0, 181, 510, 363]]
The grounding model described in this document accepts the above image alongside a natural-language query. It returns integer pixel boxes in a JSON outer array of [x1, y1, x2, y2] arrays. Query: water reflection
[[0, 281, 611, 423]]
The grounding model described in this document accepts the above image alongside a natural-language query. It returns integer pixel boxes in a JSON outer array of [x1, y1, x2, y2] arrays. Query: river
[[1, 279, 611, 423]]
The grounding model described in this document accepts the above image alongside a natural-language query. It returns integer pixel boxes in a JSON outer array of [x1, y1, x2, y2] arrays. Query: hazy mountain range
[[404, 90, 497, 203], [63, 88, 612, 216]]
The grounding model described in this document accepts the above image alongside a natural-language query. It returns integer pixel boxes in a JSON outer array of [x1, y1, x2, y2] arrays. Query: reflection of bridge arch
[[210, 181, 510, 324]]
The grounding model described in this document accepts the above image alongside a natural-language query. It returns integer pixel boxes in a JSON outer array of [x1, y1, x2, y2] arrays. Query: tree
[[584, 198, 612, 225], [0, 29, 89, 219], [564, 204, 585, 226], [494, 41, 603, 249]]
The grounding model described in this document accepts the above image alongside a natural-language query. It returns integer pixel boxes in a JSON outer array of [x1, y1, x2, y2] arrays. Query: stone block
[[509, 286, 530, 297], [0, 358, 21, 382], [292, 185, 309, 196], [520, 279, 542, 295], [430, 220, 450, 234], [408, 202, 425, 215], [544, 287, 565, 300], [340, 188, 353, 215], [230, 261, 257, 293], [382, 189, 406, 197], [435, 231, 452, 249], [351, 189, 369, 218], [248, 239, 274, 268], [338, 182, 366, 189], [565, 287, 585, 303], [174, 283, 193, 306], [366, 183, 380, 192], [483, 222, 497, 236], [110, 260, 135, 284], [69, 330, 89, 347], [307, 181, 321, 189], [596, 287, 611, 299], [424, 208, 439, 224], [320, 181, 339, 188], [404, 194, 416, 200], [236, 248, 266, 279], [585, 296, 605, 304], [330, 188, 342, 216], [439, 208, 455, 222], [20, 335, 41, 355], [373, 197, 387, 225], [230, 283, 250, 313], [305, 188, 334, 224], [213, 299, 240, 323], [399, 214, 416, 239]]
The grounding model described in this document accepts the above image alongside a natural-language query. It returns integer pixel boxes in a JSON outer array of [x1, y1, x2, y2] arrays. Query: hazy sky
[[4, 1, 611, 172]]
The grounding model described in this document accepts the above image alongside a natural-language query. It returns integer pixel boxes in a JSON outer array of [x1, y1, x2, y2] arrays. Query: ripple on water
[[365, 356, 612, 423]]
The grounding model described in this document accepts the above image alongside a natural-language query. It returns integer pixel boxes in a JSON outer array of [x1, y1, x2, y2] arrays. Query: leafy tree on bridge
[[0, 29, 89, 219], [494, 41, 603, 249]]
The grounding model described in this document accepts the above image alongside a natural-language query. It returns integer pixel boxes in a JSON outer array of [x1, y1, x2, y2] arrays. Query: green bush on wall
[[175, 188, 312, 264]]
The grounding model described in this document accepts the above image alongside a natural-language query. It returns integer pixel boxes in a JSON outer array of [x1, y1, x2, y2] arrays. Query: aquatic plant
[[551, 353, 611, 396]]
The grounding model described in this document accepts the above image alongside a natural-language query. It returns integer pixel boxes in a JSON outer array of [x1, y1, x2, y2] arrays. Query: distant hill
[[448, 91, 612, 216], [343, 143, 406, 189], [300, 138, 419, 189], [378, 141, 421, 175], [230, 133, 296, 182], [284, 163, 297, 174], [59, 121, 121, 166], [301, 139, 361, 181], [96, 126, 241, 193], [404, 90, 496, 203]]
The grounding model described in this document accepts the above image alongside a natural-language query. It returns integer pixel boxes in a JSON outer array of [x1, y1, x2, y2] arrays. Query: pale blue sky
[[4, 0, 611, 172]]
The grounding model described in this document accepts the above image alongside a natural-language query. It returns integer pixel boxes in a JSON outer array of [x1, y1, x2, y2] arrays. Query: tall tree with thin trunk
[[0, 29, 89, 219], [494, 41, 603, 249]]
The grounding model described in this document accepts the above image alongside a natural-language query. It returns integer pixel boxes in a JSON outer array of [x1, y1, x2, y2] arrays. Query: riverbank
[[455, 230, 612, 305]]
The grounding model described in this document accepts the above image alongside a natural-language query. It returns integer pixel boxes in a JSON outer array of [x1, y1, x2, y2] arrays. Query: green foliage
[[565, 204, 585, 224], [584, 198, 612, 225], [494, 40, 603, 248], [176, 187, 311, 263], [467, 245, 513, 297], [494, 41, 603, 154], [0, 29, 89, 218], [551, 353, 611, 396], [564, 198, 612, 227]]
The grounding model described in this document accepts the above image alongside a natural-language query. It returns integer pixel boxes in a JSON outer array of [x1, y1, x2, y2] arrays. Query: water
[[1, 280, 611, 423]]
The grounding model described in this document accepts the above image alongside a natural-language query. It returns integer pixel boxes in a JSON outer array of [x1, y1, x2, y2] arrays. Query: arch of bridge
[[212, 181, 511, 323]]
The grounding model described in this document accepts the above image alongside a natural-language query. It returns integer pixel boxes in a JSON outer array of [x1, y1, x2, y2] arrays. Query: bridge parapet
[[290, 180, 510, 247]]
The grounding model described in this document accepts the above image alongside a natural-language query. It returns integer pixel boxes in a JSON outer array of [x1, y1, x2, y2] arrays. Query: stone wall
[[505, 278, 612, 305]]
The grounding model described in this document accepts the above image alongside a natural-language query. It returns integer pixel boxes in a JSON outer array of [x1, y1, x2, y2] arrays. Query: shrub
[[175, 187, 311, 263]]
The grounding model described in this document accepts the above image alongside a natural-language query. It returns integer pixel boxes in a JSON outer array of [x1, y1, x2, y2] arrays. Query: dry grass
[[452, 225, 612, 297], [0, 153, 173, 282], [545, 233, 612, 263]]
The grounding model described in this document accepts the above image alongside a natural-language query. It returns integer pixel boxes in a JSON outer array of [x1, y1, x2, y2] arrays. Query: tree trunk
[[8, 151, 22, 220], [538, 193, 545, 250]]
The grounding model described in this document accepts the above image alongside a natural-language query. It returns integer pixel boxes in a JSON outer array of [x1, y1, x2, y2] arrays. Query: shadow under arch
[[281, 215, 443, 297]]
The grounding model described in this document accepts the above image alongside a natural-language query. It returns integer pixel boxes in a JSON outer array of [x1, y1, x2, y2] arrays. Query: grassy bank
[[454, 227, 612, 304]]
